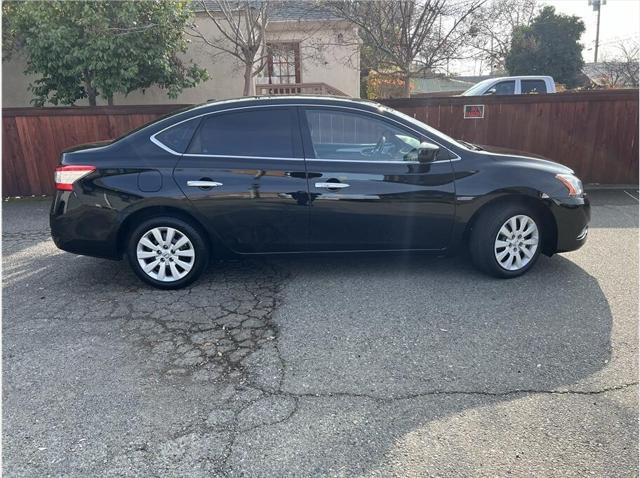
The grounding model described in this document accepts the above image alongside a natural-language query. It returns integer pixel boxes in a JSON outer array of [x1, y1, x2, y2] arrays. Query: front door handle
[[315, 182, 350, 189], [187, 180, 223, 188]]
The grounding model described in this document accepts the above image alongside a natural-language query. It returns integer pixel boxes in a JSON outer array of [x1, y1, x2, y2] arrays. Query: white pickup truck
[[461, 75, 556, 96]]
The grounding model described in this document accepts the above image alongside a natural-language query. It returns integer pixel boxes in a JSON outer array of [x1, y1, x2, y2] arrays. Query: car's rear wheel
[[469, 203, 542, 278], [126, 216, 209, 289]]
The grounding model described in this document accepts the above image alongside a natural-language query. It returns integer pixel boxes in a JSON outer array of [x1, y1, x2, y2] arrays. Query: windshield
[[386, 107, 467, 150], [461, 79, 495, 96]]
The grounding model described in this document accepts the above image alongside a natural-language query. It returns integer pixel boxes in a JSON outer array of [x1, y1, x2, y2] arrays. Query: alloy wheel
[[136, 227, 195, 282], [494, 214, 539, 271]]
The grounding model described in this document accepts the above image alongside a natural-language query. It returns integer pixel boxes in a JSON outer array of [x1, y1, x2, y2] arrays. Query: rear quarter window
[[154, 118, 201, 153]]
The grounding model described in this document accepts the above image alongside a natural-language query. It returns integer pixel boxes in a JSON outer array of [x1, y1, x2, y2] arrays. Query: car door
[[300, 106, 456, 251], [172, 106, 311, 253]]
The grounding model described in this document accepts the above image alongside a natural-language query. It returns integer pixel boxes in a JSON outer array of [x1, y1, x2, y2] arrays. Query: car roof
[[120, 95, 396, 145], [486, 75, 552, 81], [185, 95, 385, 114]]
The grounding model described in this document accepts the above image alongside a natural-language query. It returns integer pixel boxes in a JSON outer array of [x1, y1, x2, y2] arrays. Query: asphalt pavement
[[2, 189, 638, 477]]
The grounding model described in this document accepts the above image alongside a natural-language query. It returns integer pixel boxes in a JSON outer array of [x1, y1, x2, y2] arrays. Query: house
[[1, 2, 360, 107]]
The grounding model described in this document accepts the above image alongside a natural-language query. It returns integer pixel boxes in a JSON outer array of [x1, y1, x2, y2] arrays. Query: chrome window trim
[[183, 153, 305, 161], [182, 154, 422, 165], [179, 154, 456, 165], [149, 102, 461, 162], [308, 158, 419, 164], [150, 134, 181, 155], [307, 157, 459, 164]]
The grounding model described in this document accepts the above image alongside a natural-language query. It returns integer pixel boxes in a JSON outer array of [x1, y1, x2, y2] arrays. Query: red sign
[[464, 104, 485, 119]]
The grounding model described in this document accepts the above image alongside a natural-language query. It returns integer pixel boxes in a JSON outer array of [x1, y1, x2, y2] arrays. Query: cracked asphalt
[[3, 189, 638, 477]]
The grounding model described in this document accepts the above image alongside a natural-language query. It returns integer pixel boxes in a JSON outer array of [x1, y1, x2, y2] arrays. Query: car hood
[[476, 144, 574, 174]]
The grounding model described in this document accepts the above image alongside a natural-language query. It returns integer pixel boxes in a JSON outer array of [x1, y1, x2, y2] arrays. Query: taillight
[[54, 165, 95, 191]]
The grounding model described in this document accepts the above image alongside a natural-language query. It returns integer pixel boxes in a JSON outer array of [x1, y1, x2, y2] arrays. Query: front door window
[[305, 109, 422, 162], [489, 80, 515, 95]]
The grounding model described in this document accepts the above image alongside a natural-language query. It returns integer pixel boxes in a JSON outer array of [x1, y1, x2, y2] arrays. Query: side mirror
[[484, 87, 496, 95], [418, 141, 440, 162]]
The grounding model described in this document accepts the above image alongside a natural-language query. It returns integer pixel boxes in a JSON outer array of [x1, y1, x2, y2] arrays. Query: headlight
[[555, 174, 583, 197]]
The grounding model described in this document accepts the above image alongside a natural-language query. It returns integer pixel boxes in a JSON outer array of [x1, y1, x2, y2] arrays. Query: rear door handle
[[315, 182, 350, 189], [187, 180, 223, 188]]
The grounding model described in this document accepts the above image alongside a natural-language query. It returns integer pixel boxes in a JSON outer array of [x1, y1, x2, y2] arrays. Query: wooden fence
[[2, 105, 188, 197], [2, 90, 638, 196], [382, 89, 639, 185]]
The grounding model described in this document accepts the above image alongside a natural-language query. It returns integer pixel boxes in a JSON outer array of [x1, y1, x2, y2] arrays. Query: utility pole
[[589, 0, 606, 63]]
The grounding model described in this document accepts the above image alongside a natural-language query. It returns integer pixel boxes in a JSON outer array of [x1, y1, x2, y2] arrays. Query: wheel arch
[[463, 193, 558, 256], [116, 205, 217, 257]]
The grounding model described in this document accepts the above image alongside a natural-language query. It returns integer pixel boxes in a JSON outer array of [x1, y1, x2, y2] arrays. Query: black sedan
[[50, 96, 590, 289]]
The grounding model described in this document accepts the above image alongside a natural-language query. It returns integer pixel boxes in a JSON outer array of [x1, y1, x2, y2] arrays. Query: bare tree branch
[[325, 0, 487, 97], [188, 1, 350, 95], [593, 40, 639, 88], [467, 0, 538, 73]]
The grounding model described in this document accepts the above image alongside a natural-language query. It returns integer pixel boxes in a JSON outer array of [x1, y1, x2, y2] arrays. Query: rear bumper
[[50, 191, 121, 260], [549, 194, 591, 253]]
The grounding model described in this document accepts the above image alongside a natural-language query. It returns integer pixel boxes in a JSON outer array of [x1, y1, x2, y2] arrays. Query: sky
[[456, 0, 640, 75]]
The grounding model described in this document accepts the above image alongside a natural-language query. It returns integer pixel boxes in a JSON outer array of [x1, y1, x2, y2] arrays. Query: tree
[[187, 0, 268, 96], [2, 1, 208, 106], [327, 0, 486, 97], [187, 1, 334, 96], [505, 6, 585, 87], [468, 0, 538, 73], [595, 40, 639, 88], [366, 70, 411, 99]]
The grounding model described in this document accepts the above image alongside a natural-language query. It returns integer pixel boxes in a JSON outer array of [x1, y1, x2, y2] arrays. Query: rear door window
[[187, 108, 296, 158], [521, 80, 548, 94]]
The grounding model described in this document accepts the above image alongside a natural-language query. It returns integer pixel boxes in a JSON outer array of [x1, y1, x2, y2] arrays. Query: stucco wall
[[2, 17, 359, 107], [262, 20, 360, 96]]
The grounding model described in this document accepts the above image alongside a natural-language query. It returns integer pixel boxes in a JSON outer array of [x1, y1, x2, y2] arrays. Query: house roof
[[452, 74, 503, 84], [193, 1, 339, 21], [412, 77, 475, 94]]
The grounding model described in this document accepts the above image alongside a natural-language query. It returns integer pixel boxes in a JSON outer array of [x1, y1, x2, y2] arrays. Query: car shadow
[[268, 251, 612, 396]]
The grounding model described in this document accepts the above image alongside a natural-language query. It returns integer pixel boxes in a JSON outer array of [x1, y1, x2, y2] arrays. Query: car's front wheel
[[469, 204, 542, 278], [127, 216, 209, 289]]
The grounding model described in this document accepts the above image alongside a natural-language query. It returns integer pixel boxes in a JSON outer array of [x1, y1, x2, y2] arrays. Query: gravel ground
[[3, 189, 638, 477]]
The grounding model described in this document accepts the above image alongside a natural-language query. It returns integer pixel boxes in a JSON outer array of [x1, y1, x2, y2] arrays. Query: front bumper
[[549, 194, 591, 253]]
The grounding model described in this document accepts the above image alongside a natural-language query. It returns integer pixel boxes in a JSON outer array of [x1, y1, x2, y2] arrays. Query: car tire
[[469, 203, 542, 278], [126, 216, 209, 289]]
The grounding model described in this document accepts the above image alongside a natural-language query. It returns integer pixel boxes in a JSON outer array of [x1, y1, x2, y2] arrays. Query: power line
[[595, 35, 639, 47]]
